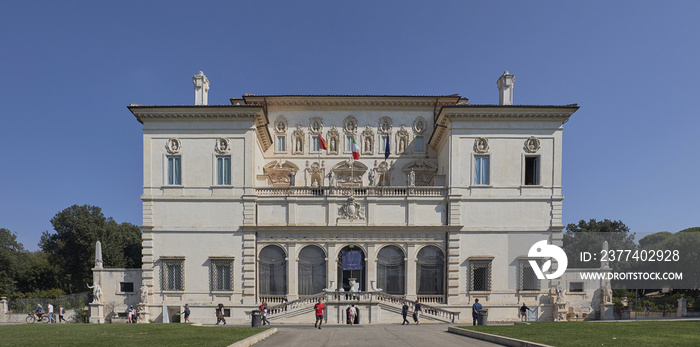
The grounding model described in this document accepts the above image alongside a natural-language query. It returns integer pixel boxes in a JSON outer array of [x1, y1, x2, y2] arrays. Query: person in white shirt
[[348, 304, 357, 325], [47, 302, 55, 323]]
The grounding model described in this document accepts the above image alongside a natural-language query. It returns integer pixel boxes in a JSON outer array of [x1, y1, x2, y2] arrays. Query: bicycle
[[26, 312, 50, 324]]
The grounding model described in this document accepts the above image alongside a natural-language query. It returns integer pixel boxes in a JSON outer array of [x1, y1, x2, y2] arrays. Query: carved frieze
[[263, 160, 299, 187], [402, 159, 438, 186], [332, 160, 368, 186]]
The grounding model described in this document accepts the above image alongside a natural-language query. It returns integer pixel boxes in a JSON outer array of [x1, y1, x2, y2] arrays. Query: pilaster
[[287, 242, 298, 299], [241, 232, 257, 304], [406, 243, 417, 300], [328, 243, 338, 290], [367, 243, 377, 292], [447, 231, 462, 304]]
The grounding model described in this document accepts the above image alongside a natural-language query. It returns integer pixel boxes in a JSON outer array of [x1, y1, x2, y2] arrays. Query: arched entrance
[[337, 246, 366, 292], [298, 245, 327, 295], [258, 245, 287, 296], [416, 245, 444, 295], [377, 245, 405, 295]]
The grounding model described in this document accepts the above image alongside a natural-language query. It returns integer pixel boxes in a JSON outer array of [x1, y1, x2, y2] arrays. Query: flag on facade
[[352, 136, 360, 160], [318, 133, 328, 150], [384, 136, 390, 160]]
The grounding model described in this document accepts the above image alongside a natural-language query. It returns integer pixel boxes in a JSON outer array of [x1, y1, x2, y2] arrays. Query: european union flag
[[384, 136, 390, 160]]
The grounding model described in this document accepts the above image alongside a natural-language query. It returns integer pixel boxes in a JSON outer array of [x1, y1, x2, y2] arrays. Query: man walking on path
[[58, 305, 65, 323], [401, 301, 410, 325], [472, 298, 483, 326], [413, 300, 422, 325], [313, 299, 325, 329], [47, 302, 55, 323], [520, 303, 533, 321]]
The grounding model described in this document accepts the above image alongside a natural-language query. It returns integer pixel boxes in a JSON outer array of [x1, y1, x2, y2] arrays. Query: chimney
[[193, 71, 210, 105], [497, 71, 514, 105]]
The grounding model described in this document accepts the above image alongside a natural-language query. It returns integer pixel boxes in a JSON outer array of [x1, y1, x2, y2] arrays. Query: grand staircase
[[265, 291, 458, 324]]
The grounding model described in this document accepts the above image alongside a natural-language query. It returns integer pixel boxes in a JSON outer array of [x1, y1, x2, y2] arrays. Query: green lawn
[[462, 321, 700, 347], [0, 324, 268, 347]]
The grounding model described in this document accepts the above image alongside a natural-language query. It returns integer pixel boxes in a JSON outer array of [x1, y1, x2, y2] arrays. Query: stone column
[[287, 243, 298, 300], [406, 244, 417, 301], [328, 243, 338, 290]]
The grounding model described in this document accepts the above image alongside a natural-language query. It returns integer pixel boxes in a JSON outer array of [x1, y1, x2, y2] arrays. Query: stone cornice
[[240, 95, 463, 108], [429, 104, 579, 151], [128, 105, 272, 152]]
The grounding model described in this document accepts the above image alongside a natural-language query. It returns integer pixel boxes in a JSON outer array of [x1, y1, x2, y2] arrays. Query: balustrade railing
[[255, 186, 446, 197], [265, 291, 457, 322]]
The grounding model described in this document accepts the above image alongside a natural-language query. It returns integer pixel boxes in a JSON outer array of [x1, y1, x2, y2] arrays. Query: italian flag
[[352, 136, 360, 160]]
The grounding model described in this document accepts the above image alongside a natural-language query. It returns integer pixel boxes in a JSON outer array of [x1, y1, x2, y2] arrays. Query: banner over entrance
[[342, 250, 363, 271]]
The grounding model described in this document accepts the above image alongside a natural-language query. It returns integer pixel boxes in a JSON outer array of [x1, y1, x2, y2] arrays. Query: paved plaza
[[252, 323, 502, 347]]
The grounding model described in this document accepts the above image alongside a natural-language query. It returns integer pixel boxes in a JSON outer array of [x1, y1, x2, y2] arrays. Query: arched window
[[377, 245, 405, 295], [416, 246, 444, 295], [259, 245, 287, 295], [298, 245, 327, 295]]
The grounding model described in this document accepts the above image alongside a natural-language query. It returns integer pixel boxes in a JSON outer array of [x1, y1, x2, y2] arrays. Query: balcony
[[255, 186, 446, 197]]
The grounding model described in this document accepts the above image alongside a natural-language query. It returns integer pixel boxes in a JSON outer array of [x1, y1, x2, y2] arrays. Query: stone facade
[[85, 72, 610, 324]]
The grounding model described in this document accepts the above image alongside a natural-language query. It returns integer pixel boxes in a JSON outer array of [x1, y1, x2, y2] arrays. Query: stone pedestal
[[89, 303, 104, 324], [139, 303, 150, 323], [599, 304, 615, 320], [0, 297, 8, 323]]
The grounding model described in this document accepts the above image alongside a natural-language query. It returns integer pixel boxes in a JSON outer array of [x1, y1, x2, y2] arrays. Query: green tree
[[638, 231, 673, 249], [563, 219, 636, 270], [40, 205, 142, 293], [0, 228, 25, 295]]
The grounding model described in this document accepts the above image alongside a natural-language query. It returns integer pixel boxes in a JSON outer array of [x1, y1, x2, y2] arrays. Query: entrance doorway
[[337, 246, 366, 292]]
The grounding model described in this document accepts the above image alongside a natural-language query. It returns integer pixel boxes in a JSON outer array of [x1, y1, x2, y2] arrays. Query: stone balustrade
[[255, 186, 446, 197]]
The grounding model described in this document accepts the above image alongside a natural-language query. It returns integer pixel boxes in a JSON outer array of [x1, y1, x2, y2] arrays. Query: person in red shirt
[[313, 299, 325, 329]]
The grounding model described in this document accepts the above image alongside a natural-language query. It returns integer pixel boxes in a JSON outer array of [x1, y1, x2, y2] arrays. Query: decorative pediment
[[263, 160, 300, 187], [474, 137, 489, 153], [343, 116, 358, 134], [332, 160, 368, 186], [166, 138, 181, 154], [401, 159, 438, 186], [413, 117, 427, 134], [215, 138, 230, 154], [274, 116, 288, 134], [378, 117, 392, 135], [309, 117, 323, 134]]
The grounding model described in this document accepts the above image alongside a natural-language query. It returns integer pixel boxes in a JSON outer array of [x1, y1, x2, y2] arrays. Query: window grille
[[519, 260, 540, 291], [161, 258, 185, 291], [469, 259, 492, 291], [210, 258, 234, 291]]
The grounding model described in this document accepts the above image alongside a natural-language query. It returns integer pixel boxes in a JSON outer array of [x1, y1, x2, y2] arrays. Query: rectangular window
[[525, 156, 539, 185], [469, 259, 492, 291], [311, 136, 319, 151], [217, 157, 231, 185], [569, 282, 584, 293], [276, 136, 286, 152], [474, 156, 489, 185], [120, 282, 134, 293], [210, 258, 234, 291], [162, 258, 184, 291], [519, 260, 540, 291], [414, 136, 424, 152], [346, 135, 354, 152], [167, 157, 181, 185]]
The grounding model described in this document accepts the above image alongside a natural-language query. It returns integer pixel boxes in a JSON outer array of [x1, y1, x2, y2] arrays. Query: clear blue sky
[[1, 1, 698, 251]]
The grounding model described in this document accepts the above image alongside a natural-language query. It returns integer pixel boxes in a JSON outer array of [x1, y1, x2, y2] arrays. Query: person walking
[[183, 304, 191, 323], [413, 300, 423, 325], [47, 302, 55, 323], [519, 303, 533, 321], [472, 298, 483, 326], [348, 304, 357, 325], [261, 302, 271, 326], [401, 301, 410, 325], [313, 299, 325, 329], [58, 305, 66, 323], [644, 303, 650, 317], [216, 303, 226, 325]]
